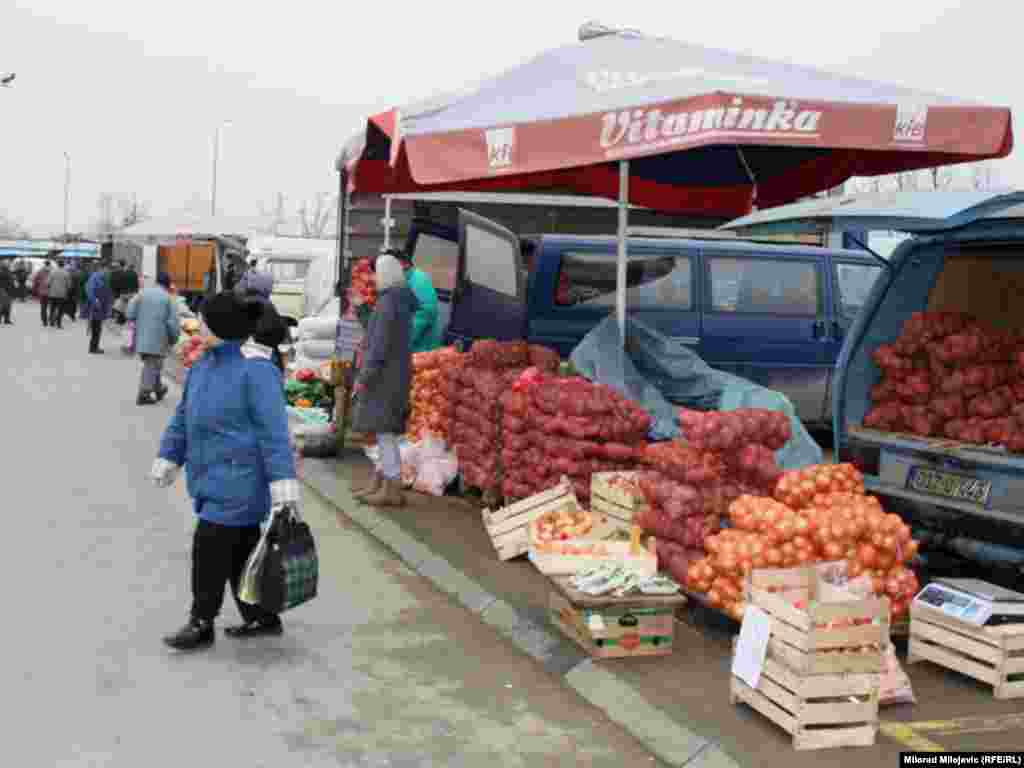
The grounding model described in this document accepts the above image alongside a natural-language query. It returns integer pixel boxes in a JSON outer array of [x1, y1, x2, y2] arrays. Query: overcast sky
[[2, 0, 1020, 236]]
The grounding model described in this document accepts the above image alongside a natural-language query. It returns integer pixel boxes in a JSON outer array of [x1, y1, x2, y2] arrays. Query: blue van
[[404, 210, 882, 428], [725, 190, 1024, 576]]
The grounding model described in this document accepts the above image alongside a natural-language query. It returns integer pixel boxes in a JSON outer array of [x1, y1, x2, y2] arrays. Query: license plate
[[906, 466, 992, 506]]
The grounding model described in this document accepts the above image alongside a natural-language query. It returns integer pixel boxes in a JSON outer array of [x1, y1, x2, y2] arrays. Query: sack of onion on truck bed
[[633, 408, 792, 582], [681, 462, 920, 622], [864, 311, 1024, 451], [501, 371, 651, 502]]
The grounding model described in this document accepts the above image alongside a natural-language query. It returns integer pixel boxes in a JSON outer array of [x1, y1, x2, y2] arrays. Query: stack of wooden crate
[[730, 566, 889, 750], [909, 601, 1024, 700]]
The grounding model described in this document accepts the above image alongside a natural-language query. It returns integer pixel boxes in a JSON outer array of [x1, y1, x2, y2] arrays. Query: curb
[[300, 457, 741, 768], [160, 360, 738, 767]]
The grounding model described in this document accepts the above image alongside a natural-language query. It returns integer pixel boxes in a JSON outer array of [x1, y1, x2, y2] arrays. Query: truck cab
[[403, 209, 882, 428], [726, 190, 1024, 587]]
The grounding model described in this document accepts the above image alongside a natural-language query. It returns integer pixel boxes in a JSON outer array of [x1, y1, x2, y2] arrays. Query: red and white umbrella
[[337, 23, 1013, 331]]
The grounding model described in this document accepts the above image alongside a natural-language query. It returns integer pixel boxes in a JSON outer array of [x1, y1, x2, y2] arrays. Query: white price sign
[[731, 605, 772, 689]]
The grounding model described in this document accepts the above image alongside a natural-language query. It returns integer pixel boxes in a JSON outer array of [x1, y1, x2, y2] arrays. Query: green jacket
[[405, 267, 442, 352]]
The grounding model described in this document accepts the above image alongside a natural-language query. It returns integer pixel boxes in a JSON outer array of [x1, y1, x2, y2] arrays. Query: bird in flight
[[1, 73, 16, 88]]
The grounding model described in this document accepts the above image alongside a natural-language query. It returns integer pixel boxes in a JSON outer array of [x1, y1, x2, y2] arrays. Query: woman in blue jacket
[[150, 291, 299, 651]]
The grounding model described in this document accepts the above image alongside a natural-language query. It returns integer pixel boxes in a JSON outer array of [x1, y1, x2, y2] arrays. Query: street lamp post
[[210, 121, 232, 216], [63, 152, 71, 237]]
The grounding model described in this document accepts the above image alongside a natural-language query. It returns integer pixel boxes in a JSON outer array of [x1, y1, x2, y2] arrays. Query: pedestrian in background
[[0, 262, 13, 325], [150, 290, 299, 651], [351, 252, 417, 507], [46, 259, 72, 329], [13, 260, 29, 302], [64, 262, 82, 323], [127, 271, 180, 405], [79, 262, 94, 321], [33, 260, 52, 327], [86, 264, 114, 354], [124, 264, 140, 297]]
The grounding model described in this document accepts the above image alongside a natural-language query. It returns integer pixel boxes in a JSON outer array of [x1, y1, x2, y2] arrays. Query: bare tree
[[259, 192, 290, 235], [970, 162, 999, 190], [118, 194, 151, 228], [297, 192, 336, 238], [0, 211, 28, 238], [94, 194, 117, 235]]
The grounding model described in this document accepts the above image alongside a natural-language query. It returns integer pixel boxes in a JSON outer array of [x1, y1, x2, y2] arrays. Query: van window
[[710, 257, 821, 316], [465, 225, 518, 297], [835, 262, 882, 320], [266, 259, 310, 282], [413, 233, 458, 292], [556, 252, 692, 309]]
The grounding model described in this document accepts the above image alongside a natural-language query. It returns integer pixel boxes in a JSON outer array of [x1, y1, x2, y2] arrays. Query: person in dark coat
[[33, 261, 52, 327], [86, 265, 114, 354], [151, 291, 299, 651], [13, 260, 28, 302], [351, 252, 418, 507], [0, 262, 13, 325]]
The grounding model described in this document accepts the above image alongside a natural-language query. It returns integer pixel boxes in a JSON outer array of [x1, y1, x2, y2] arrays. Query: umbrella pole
[[616, 159, 630, 346]]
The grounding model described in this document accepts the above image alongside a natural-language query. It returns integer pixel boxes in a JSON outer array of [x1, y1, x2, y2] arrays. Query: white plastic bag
[[412, 437, 459, 496]]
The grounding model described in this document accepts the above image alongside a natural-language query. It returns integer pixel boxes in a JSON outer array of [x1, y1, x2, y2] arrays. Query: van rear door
[[448, 210, 525, 345]]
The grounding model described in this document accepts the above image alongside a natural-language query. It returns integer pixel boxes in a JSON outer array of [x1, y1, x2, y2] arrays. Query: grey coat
[[351, 285, 418, 435], [47, 267, 72, 300], [127, 285, 180, 357]]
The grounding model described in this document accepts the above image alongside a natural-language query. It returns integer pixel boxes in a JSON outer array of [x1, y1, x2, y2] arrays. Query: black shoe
[[163, 618, 215, 651], [137, 393, 155, 406], [224, 619, 283, 638], [154, 385, 169, 403], [89, 349, 105, 355]]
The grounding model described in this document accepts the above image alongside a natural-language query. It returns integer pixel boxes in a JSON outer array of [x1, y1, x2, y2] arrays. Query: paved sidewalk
[[302, 450, 1024, 766]]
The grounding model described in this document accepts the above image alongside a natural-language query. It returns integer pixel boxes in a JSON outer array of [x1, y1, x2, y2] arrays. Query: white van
[[246, 236, 336, 323]]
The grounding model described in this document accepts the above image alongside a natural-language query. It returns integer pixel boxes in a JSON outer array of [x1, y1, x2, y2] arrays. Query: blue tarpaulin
[[570, 315, 823, 470]]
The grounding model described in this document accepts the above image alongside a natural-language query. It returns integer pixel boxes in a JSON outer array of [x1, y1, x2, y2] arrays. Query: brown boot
[[352, 471, 382, 500], [364, 478, 405, 508]]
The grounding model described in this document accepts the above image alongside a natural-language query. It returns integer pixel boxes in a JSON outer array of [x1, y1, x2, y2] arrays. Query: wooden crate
[[590, 472, 648, 522], [481, 479, 576, 561], [549, 576, 684, 659], [730, 655, 879, 750], [747, 567, 890, 675], [530, 538, 658, 578], [908, 602, 1024, 699]]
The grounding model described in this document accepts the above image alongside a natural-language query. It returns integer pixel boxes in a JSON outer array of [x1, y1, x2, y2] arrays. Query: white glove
[[270, 478, 301, 511], [150, 458, 181, 488]]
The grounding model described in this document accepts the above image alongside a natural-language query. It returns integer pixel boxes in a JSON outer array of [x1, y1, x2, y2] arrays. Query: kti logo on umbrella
[[486, 127, 516, 170], [894, 104, 928, 143]]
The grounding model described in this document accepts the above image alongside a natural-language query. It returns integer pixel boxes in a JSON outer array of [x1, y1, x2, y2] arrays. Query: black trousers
[[63, 297, 77, 321], [88, 317, 103, 351], [0, 303, 10, 324], [48, 298, 64, 328], [39, 297, 49, 326], [191, 518, 279, 624]]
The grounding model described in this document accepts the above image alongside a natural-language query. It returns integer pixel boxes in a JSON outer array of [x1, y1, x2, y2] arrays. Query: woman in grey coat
[[127, 272, 181, 405], [351, 252, 417, 507]]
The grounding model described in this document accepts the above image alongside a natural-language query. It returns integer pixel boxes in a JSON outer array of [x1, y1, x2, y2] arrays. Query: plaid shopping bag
[[256, 505, 318, 613]]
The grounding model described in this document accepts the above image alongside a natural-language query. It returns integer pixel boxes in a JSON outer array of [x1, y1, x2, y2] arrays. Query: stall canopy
[[337, 23, 1013, 217], [118, 212, 270, 243], [721, 189, 1024, 236]]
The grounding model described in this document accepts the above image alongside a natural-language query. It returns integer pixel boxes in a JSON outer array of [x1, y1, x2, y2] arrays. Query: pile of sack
[[292, 316, 349, 371]]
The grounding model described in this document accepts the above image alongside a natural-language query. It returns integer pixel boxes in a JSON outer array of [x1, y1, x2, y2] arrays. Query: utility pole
[[63, 152, 71, 237], [210, 120, 232, 216]]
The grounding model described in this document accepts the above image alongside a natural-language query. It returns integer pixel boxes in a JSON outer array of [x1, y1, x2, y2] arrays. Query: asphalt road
[[0, 303, 662, 768]]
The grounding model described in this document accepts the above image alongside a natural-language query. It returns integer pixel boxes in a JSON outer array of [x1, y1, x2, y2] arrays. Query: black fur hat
[[201, 291, 264, 341]]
